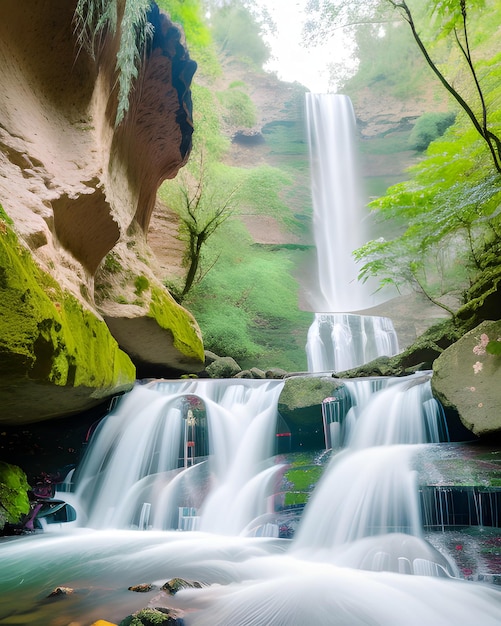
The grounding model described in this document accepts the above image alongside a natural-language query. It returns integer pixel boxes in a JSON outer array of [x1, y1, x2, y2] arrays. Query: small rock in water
[[161, 577, 202, 595], [118, 607, 183, 625], [128, 583, 155, 593], [46, 586, 74, 598]]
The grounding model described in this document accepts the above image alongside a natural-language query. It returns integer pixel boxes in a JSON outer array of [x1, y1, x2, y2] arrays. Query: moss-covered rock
[[0, 217, 135, 423], [432, 320, 501, 438], [206, 356, 242, 378], [337, 318, 464, 379], [119, 608, 182, 626], [0, 461, 30, 529], [278, 376, 346, 450]]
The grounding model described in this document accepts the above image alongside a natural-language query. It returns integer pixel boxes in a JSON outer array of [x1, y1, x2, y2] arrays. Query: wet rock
[[250, 367, 266, 379], [46, 586, 74, 598], [0, 462, 30, 531], [118, 607, 183, 626], [161, 577, 202, 595], [128, 583, 155, 593]]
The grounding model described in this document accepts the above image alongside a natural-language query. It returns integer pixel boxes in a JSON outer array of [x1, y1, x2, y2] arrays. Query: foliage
[[355, 116, 501, 310], [191, 84, 229, 159], [217, 86, 257, 127], [74, 0, 154, 126], [0, 462, 30, 528], [156, 0, 219, 74], [209, 0, 271, 68], [408, 111, 456, 151], [182, 220, 311, 370], [340, 20, 430, 100]]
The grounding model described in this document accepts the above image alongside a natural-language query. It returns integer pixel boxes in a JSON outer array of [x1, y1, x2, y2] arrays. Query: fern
[[74, 0, 154, 126]]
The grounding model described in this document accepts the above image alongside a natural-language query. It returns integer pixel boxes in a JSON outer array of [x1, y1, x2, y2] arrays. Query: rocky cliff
[[0, 0, 204, 423]]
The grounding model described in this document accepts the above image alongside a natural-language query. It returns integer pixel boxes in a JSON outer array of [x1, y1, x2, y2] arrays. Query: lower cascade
[[2, 377, 501, 625]]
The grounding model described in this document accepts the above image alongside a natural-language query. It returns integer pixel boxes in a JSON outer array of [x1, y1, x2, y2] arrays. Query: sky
[[256, 0, 355, 93]]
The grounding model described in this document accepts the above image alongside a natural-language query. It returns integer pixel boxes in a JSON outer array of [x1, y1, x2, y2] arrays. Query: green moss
[[0, 210, 135, 392], [148, 286, 204, 362], [134, 274, 150, 296], [103, 252, 122, 274], [0, 462, 30, 528]]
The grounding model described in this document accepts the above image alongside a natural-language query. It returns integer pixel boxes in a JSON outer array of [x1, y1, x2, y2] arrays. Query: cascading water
[[2, 377, 501, 626], [63, 378, 285, 534], [305, 93, 398, 371]]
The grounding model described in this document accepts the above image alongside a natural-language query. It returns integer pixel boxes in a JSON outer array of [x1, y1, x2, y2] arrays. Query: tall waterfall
[[305, 93, 398, 371]]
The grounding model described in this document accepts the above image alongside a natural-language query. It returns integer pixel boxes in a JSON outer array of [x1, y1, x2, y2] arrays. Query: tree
[[162, 153, 240, 300], [208, 0, 272, 68]]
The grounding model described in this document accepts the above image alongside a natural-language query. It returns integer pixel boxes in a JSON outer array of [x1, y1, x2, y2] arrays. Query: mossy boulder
[[338, 318, 463, 378], [0, 218, 136, 423], [0, 461, 30, 529], [278, 376, 346, 450], [432, 320, 501, 438], [119, 608, 182, 626], [205, 356, 242, 378]]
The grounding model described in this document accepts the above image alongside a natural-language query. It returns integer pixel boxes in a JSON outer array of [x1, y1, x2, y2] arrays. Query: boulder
[[0, 1, 204, 421], [265, 367, 288, 379], [278, 376, 346, 450], [161, 578, 202, 594], [432, 320, 501, 437], [119, 608, 183, 626], [206, 356, 242, 379]]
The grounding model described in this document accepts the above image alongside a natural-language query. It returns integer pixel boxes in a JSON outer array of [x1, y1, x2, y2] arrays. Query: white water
[[63, 378, 285, 534], [306, 312, 399, 372], [305, 93, 398, 371], [1, 377, 501, 625]]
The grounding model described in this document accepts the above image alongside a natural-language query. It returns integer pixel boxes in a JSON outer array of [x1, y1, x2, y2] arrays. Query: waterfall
[[60, 379, 285, 533], [305, 93, 398, 371], [306, 312, 399, 372], [3, 378, 501, 625], [293, 375, 449, 558]]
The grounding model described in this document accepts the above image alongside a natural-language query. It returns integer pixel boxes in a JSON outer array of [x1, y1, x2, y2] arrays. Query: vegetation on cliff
[[158, 0, 313, 371]]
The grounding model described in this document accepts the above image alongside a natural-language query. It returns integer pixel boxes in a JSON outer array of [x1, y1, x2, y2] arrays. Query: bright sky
[[256, 0, 355, 93]]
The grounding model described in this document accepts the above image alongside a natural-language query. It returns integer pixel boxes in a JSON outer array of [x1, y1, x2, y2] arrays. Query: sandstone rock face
[[432, 320, 501, 437], [0, 1, 204, 422]]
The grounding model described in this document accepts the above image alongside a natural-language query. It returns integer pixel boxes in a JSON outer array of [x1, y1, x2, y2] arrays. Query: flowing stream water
[[305, 93, 399, 371], [1, 377, 501, 625]]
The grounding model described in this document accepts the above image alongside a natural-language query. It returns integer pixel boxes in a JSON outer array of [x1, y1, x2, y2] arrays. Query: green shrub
[[217, 89, 257, 127], [409, 112, 456, 151]]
